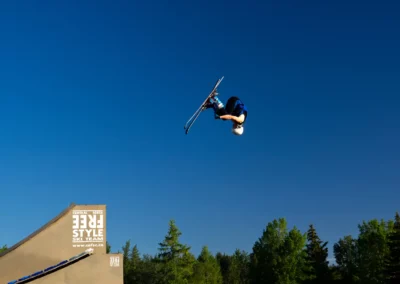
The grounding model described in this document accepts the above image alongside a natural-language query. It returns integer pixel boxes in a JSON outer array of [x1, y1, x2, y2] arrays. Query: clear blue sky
[[1, 0, 399, 262]]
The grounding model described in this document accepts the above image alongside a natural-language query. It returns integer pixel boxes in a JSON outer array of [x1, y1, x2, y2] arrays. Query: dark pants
[[214, 96, 240, 116]]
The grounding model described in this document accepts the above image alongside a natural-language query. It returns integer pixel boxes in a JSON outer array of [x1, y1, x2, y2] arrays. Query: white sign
[[110, 256, 120, 267], [72, 210, 104, 245]]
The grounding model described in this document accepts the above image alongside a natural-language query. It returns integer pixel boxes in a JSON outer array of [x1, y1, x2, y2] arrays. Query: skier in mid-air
[[183, 76, 247, 135], [204, 93, 248, 135]]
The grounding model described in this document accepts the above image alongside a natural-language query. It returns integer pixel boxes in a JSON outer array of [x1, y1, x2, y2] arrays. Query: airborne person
[[204, 94, 248, 135]]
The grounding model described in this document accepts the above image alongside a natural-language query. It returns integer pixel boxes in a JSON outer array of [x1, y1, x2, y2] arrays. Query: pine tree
[[122, 240, 133, 284], [130, 245, 142, 283], [385, 212, 400, 284], [158, 220, 191, 260], [225, 254, 241, 284], [141, 254, 163, 284], [0, 245, 7, 253], [192, 246, 223, 283], [305, 224, 331, 283], [216, 253, 232, 284], [157, 219, 196, 283]]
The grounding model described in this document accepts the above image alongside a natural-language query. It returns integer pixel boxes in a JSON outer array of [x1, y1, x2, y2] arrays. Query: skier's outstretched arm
[[220, 114, 245, 124]]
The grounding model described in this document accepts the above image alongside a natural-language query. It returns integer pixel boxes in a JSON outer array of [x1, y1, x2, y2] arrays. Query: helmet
[[232, 124, 244, 135]]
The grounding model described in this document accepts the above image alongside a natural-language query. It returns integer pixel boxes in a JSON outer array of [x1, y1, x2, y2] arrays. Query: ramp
[[0, 203, 123, 284]]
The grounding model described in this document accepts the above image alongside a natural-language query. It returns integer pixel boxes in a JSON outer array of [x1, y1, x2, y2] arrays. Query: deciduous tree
[[357, 219, 393, 284], [249, 218, 308, 284], [333, 235, 360, 283]]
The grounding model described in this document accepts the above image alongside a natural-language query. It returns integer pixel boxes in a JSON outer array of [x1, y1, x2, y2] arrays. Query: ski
[[184, 76, 224, 134]]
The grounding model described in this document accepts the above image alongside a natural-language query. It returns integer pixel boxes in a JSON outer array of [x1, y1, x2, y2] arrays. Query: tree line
[[1, 212, 399, 283], [106, 212, 400, 284]]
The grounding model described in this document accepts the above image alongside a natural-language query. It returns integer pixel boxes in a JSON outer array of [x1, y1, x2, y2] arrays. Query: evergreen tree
[[141, 254, 163, 284], [225, 254, 241, 284], [192, 246, 223, 283], [216, 251, 249, 284], [157, 219, 196, 283], [329, 264, 343, 282], [385, 212, 400, 284], [305, 224, 331, 283], [106, 241, 111, 253], [122, 240, 133, 284], [129, 245, 142, 283], [216, 253, 232, 284], [0, 245, 7, 253]]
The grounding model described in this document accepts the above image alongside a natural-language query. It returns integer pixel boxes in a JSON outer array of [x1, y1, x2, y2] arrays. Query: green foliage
[[249, 218, 309, 284], [215, 253, 232, 284], [122, 240, 134, 284], [305, 224, 331, 283], [333, 235, 360, 283], [231, 249, 250, 284], [5, 211, 400, 283], [384, 212, 400, 284], [0, 245, 7, 253], [215, 250, 250, 284], [138, 254, 164, 284], [333, 217, 396, 284], [156, 219, 196, 283], [329, 265, 343, 282], [192, 246, 223, 284], [356, 219, 393, 284], [129, 244, 142, 282]]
